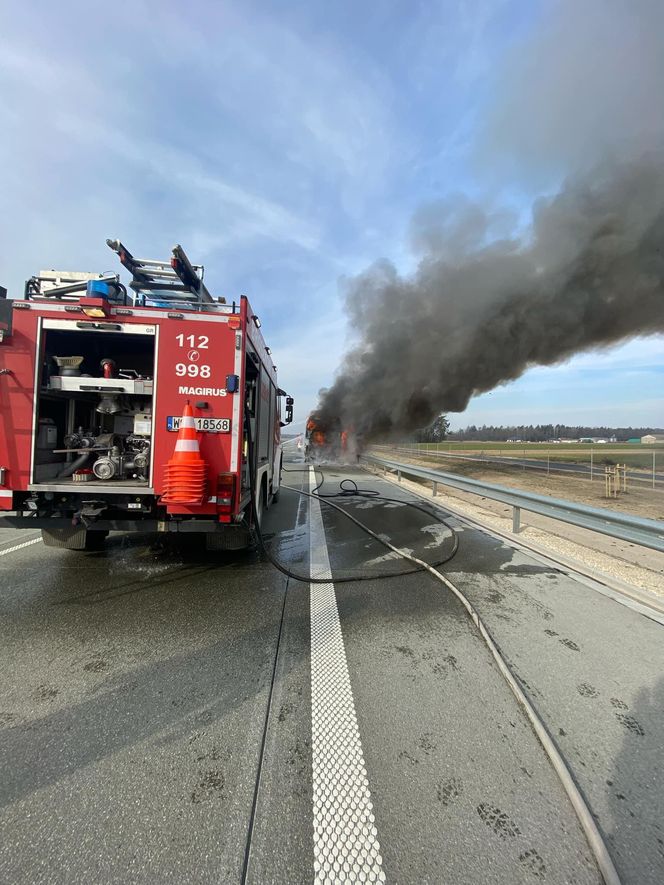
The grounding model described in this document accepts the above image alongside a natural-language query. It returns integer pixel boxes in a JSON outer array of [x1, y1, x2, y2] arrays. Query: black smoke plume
[[318, 155, 664, 438], [318, 0, 664, 439]]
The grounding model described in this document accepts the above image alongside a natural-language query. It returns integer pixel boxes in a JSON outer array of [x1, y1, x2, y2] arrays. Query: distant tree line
[[445, 424, 664, 442]]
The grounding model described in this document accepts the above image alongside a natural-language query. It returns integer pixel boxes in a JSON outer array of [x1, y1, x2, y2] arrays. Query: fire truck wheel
[[41, 527, 109, 551], [255, 482, 266, 524], [271, 458, 283, 504]]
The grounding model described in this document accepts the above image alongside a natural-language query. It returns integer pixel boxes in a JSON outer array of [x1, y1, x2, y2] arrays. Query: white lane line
[[308, 467, 386, 885], [0, 537, 42, 557]]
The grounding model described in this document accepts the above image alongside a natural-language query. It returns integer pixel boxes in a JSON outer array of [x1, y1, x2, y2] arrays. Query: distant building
[[641, 434, 664, 444], [627, 438, 641, 444]]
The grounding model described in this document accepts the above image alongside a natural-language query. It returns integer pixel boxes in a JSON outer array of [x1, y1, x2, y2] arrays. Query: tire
[[41, 527, 108, 550], [254, 483, 265, 527], [271, 457, 283, 505]]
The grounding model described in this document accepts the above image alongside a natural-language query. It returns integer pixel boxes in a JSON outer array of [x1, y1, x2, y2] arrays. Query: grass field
[[375, 448, 664, 520], [408, 441, 664, 470]]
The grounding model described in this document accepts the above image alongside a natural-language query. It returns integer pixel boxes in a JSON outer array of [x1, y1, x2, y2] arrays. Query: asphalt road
[[0, 456, 662, 883]]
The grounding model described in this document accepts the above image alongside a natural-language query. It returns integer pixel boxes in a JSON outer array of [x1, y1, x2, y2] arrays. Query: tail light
[[216, 473, 235, 516]]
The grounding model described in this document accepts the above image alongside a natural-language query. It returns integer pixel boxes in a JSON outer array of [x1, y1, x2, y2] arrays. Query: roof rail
[[24, 271, 126, 303]]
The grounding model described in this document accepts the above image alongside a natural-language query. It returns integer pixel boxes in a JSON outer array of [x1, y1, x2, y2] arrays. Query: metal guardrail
[[372, 444, 660, 488], [362, 453, 664, 554]]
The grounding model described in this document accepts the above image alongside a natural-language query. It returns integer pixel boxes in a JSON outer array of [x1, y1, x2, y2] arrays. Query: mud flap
[[41, 527, 108, 550], [205, 526, 252, 551]]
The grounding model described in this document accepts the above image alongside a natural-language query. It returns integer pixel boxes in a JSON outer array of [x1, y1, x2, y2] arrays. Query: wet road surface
[[0, 458, 662, 883]]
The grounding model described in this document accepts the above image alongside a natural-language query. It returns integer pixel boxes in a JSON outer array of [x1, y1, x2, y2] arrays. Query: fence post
[[547, 454, 550, 476], [654, 451, 656, 490], [432, 481, 437, 497], [512, 506, 521, 533], [397, 469, 401, 483], [590, 448, 593, 482]]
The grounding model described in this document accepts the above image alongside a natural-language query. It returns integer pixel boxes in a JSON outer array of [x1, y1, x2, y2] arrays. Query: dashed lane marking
[[0, 537, 42, 557], [308, 467, 386, 884]]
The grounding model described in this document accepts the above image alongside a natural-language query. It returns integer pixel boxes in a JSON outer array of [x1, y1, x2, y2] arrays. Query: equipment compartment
[[31, 323, 157, 491]]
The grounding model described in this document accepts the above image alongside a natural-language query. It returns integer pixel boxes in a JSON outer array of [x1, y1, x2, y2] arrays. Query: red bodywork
[[0, 295, 280, 527]]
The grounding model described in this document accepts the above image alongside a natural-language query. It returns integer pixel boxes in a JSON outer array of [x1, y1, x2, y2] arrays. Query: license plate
[[167, 417, 231, 433]]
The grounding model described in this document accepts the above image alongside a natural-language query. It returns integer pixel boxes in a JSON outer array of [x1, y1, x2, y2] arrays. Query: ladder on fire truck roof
[[106, 239, 223, 306]]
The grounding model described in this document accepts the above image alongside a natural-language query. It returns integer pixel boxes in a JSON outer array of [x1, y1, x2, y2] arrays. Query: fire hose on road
[[248, 456, 622, 885]]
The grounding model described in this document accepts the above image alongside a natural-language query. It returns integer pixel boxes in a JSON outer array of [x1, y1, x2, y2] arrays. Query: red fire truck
[[0, 240, 293, 550]]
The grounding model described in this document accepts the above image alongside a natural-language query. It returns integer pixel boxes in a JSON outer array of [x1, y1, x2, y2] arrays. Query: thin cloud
[[1, 0, 662, 433]]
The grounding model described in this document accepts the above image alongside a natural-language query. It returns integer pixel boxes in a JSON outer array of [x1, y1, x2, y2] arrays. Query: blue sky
[[1, 0, 662, 431]]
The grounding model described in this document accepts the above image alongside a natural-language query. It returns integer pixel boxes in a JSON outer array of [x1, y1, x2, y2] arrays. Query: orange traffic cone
[[160, 403, 207, 505]]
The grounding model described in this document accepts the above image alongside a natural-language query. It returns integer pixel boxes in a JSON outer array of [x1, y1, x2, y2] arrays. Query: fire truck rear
[[0, 240, 294, 550]]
